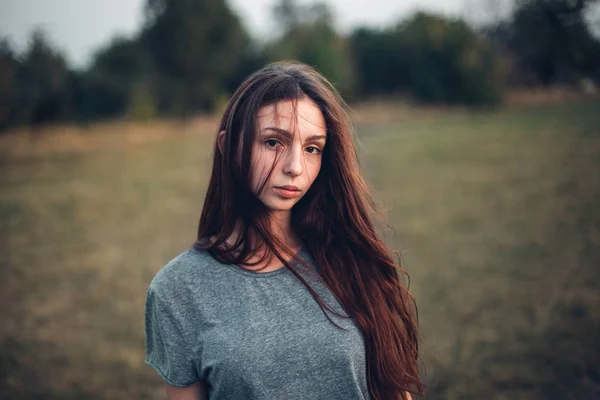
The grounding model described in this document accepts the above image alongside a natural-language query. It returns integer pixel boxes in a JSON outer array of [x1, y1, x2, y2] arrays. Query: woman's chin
[[261, 197, 297, 212]]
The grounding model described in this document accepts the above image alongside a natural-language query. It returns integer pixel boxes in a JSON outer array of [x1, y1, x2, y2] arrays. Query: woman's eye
[[306, 146, 321, 155], [265, 139, 280, 149]]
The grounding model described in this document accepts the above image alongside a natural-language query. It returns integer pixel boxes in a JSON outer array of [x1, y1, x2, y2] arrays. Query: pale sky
[[0, 0, 473, 68]]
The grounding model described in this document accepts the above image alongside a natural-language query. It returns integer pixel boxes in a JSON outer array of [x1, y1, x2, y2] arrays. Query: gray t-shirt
[[145, 246, 370, 399]]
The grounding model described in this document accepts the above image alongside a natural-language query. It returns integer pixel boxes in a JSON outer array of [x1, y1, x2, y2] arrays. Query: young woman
[[145, 61, 424, 400]]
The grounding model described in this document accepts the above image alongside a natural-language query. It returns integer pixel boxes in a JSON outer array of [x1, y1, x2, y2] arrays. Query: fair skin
[[215, 98, 327, 272], [249, 98, 326, 237], [165, 381, 207, 400], [244, 97, 327, 269], [163, 98, 415, 400]]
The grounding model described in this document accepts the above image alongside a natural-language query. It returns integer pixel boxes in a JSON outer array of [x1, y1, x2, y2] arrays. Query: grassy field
[[1, 98, 599, 399]]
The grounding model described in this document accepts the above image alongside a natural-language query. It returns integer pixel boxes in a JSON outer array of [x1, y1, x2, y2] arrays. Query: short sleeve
[[144, 285, 199, 387]]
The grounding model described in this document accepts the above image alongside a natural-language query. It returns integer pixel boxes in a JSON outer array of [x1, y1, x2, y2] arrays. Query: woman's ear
[[217, 130, 226, 155]]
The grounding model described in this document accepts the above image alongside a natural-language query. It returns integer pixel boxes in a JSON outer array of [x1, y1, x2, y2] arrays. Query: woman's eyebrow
[[262, 127, 326, 142]]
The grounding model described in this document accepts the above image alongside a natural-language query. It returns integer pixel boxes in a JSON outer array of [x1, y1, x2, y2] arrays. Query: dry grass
[[357, 100, 600, 398], [1, 97, 599, 399], [0, 116, 219, 165], [505, 85, 599, 106]]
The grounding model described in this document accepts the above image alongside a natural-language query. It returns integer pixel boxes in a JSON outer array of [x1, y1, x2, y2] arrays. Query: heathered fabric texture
[[145, 246, 371, 399]]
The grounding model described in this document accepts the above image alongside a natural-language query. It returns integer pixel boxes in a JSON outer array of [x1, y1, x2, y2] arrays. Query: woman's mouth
[[274, 186, 301, 199]]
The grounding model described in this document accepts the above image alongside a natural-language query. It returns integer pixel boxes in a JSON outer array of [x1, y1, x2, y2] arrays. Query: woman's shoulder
[[147, 247, 223, 298]]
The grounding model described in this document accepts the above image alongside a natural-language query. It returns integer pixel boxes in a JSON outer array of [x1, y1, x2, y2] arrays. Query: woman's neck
[[218, 213, 302, 255], [268, 210, 294, 246], [217, 215, 302, 271]]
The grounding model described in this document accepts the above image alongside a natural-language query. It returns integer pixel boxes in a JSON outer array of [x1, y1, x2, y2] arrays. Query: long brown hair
[[194, 61, 424, 399]]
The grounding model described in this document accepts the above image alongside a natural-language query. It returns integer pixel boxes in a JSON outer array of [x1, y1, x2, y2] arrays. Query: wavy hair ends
[[194, 61, 425, 399]]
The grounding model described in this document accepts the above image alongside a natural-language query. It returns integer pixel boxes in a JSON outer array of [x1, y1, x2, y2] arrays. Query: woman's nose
[[282, 145, 303, 177]]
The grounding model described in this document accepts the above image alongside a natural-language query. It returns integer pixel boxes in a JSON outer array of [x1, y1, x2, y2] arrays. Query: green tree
[[267, 0, 356, 97], [141, 0, 249, 114], [351, 13, 505, 104], [349, 27, 404, 97], [0, 38, 20, 131], [483, 0, 600, 85], [80, 36, 152, 120], [399, 13, 505, 104], [510, 0, 600, 84], [15, 29, 73, 126], [127, 80, 158, 120]]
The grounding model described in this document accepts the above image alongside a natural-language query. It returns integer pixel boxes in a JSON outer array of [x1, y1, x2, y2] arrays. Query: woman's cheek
[[307, 159, 322, 184]]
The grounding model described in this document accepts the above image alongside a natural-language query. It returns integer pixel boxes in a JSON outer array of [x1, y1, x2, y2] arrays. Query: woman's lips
[[274, 187, 301, 199]]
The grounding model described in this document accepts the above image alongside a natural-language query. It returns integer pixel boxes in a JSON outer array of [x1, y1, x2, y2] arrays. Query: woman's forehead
[[256, 99, 326, 134]]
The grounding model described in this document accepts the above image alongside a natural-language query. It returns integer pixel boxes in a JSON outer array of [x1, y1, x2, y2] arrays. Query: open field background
[[1, 97, 599, 399]]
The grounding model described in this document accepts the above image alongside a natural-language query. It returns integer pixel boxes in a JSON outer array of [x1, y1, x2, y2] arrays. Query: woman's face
[[250, 98, 327, 213]]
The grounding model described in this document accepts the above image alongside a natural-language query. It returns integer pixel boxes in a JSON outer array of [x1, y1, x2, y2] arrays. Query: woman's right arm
[[165, 380, 207, 400]]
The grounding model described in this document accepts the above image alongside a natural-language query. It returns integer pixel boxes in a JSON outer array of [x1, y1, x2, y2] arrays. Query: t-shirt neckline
[[224, 246, 308, 278]]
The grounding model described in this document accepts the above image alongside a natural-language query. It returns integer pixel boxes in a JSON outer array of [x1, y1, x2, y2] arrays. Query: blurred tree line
[[0, 0, 598, 131]]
